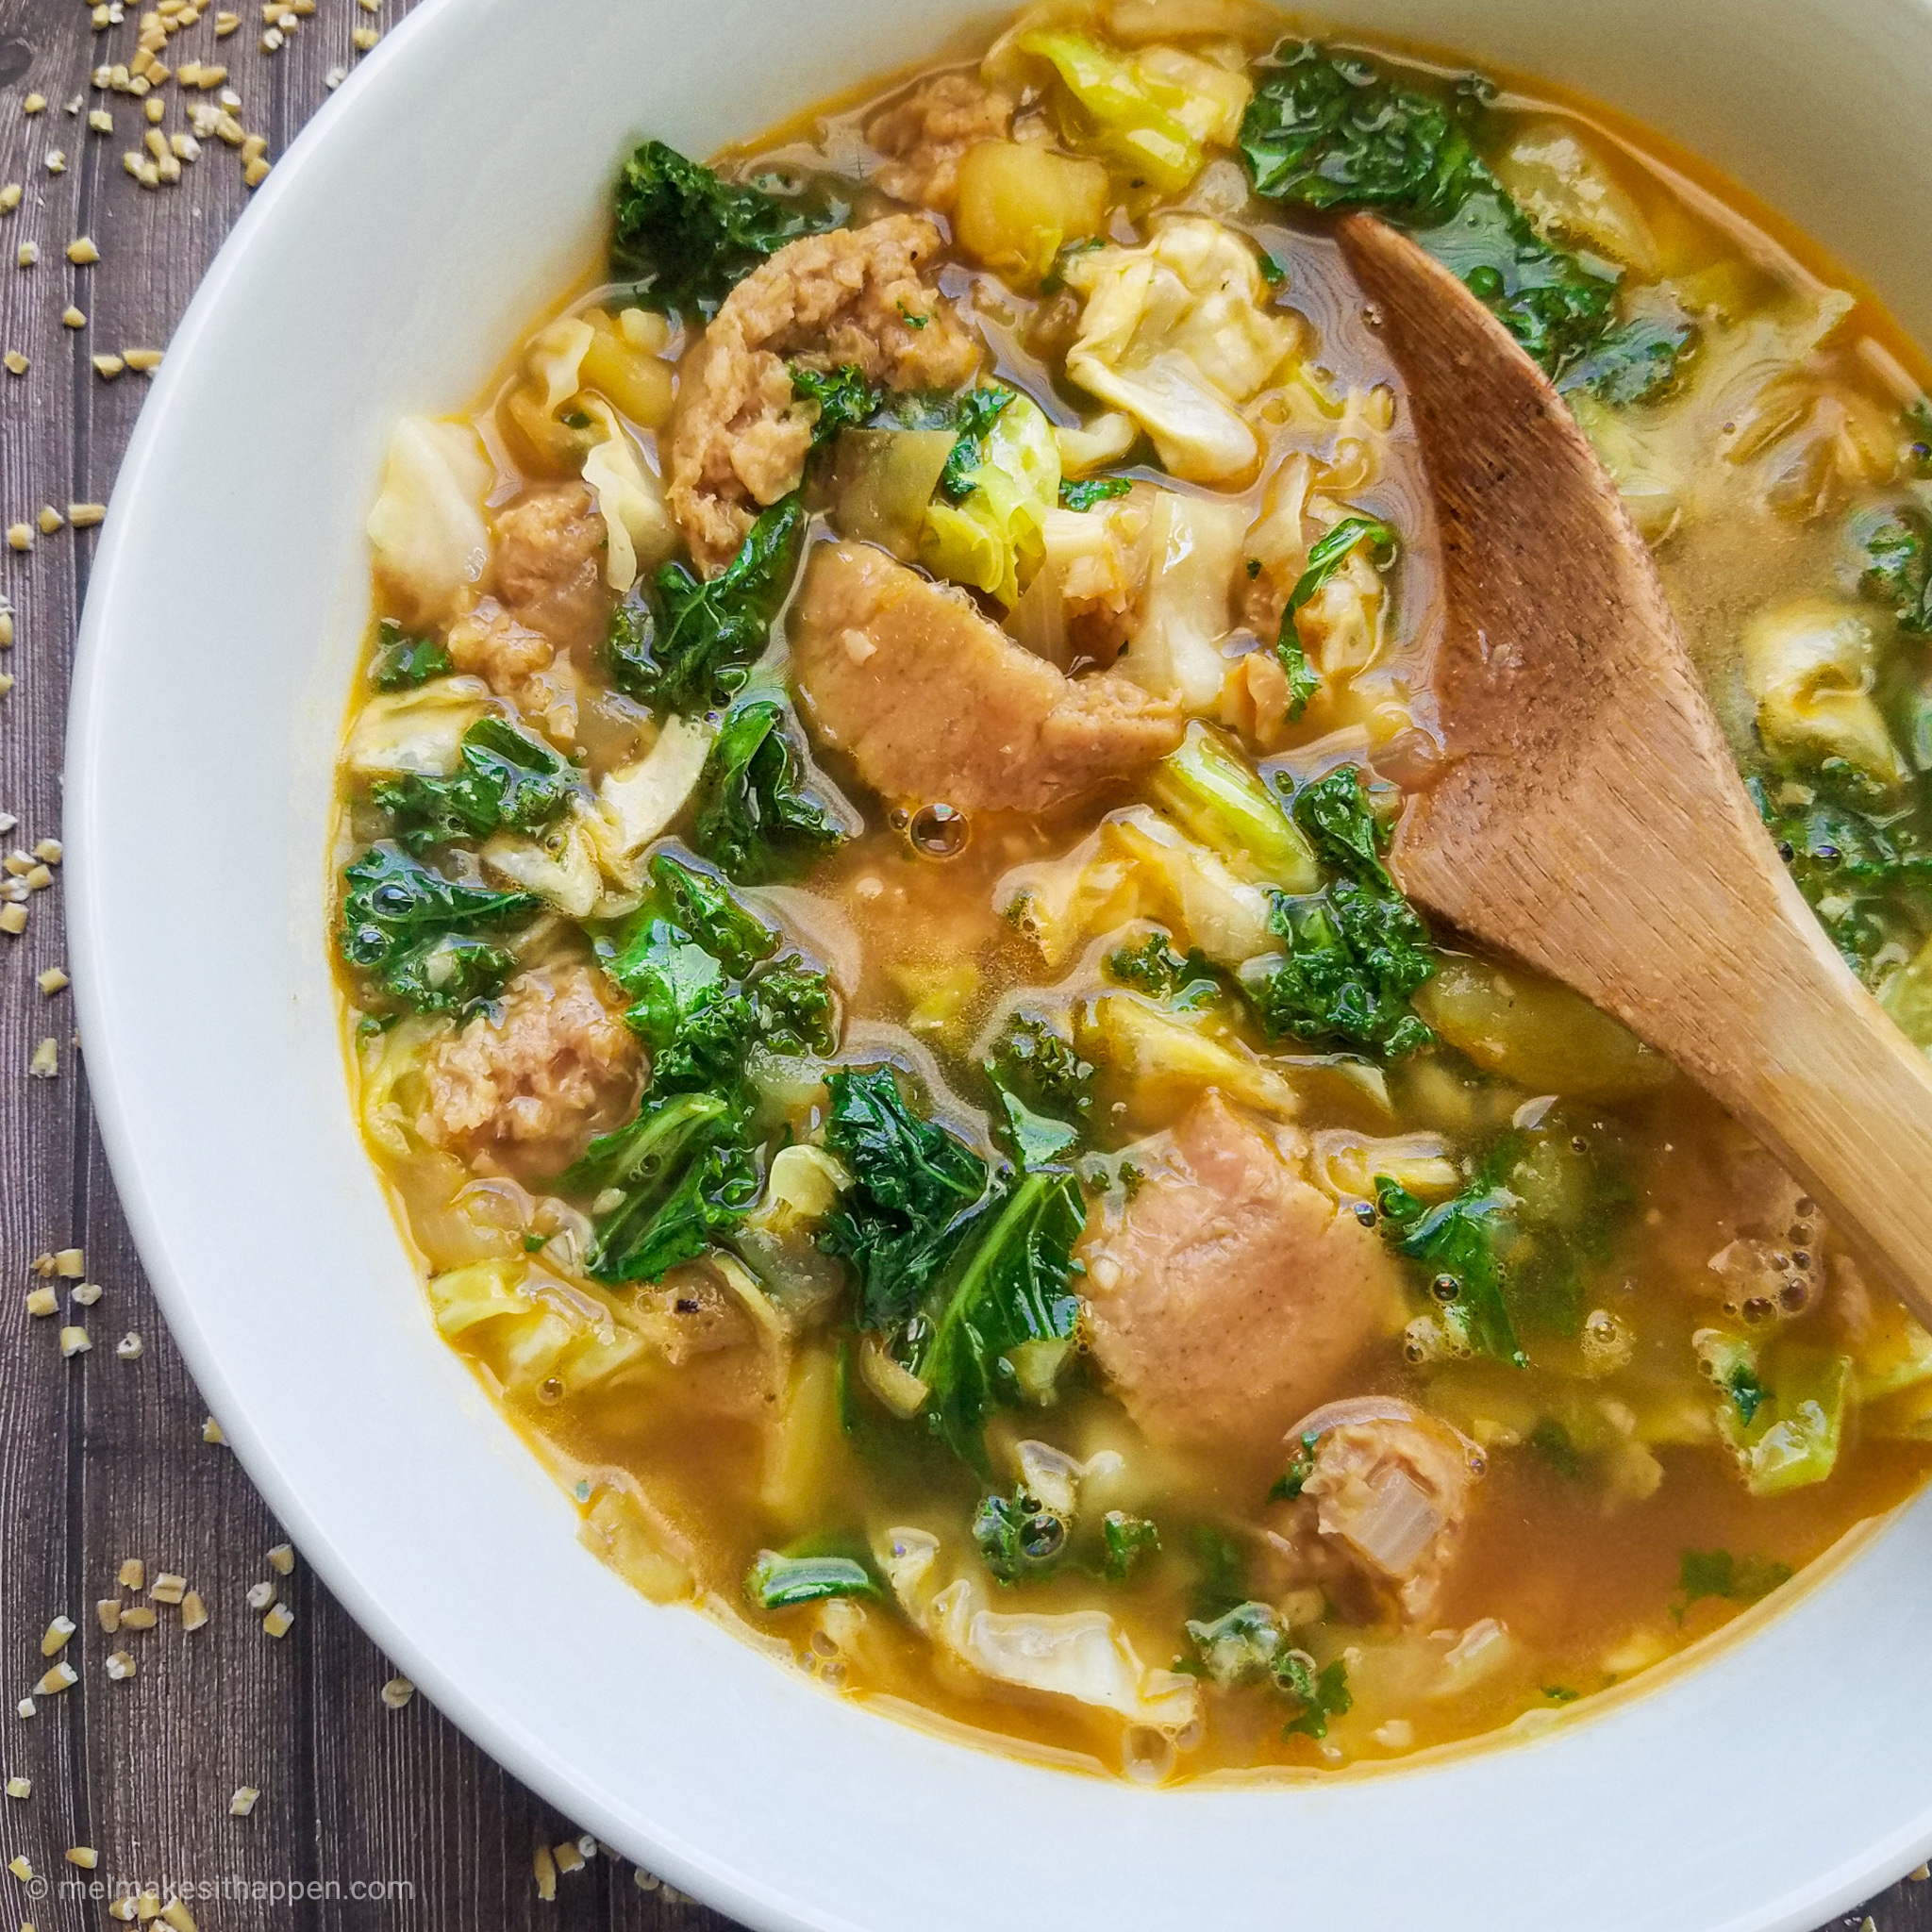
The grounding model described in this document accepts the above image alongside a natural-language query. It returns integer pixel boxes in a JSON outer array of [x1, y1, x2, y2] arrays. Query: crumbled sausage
[[866, 73, 1013, 211], [445, 600, 555, 698], [667, 217, 982, 574], [1079, 1092, 1404, 1457], [789, 540, 1182, 812], [419, 963, 641, 1181], [492, 483, 612, 655]]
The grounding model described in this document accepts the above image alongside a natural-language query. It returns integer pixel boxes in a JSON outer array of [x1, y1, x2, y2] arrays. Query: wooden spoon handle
[[1659, 874, 1932, 1322]]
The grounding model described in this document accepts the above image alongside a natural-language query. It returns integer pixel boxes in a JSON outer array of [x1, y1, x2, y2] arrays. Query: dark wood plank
[[0, 2, 1912, 1927]]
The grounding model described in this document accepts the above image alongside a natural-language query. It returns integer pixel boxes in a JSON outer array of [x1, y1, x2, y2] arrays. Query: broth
[[333, 3, 1932, 1780]]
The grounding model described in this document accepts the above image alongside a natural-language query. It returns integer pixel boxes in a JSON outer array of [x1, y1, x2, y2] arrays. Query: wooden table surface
[[0, 0, 1921, 1925]]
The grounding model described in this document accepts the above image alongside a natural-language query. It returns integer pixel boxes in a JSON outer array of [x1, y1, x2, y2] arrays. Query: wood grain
[[1340, 209, 1932, 1329], [0, 13, 1907, 1931]]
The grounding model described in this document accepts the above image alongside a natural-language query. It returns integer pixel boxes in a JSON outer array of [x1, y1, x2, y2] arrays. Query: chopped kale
[[1105, 931, 1224, 1008], [368, 619, 452, 691], [371, 717, 576, 856], [1673, 1548, 1792, 1622], [1753, 771, 1932, 984], [1855, 505, 1932, 634], [918, 1169, 1086, 1469], [1268, 1430, 1320, 1502], [1276, 517, 1397, 723], [1100, 1510, 1160, 1582], [1527, 1418, 1584, 1478], [983, 1012, 1092, 1166], [611, 140, 846, 316], [746, 1550, 878, 1610], [819, 1066, 994, 1335], [607, 494, 806, 716], [569, 858, 831, 1282], [691, 696, 849, 885], [1246, 764, 1438, 1058], [819, 1067, 1085, 1470], [1239, 43, 1691, 394], [791, 362, 884, 449], [1557, 309, 1698, 407], [1059, 475, 1134, 511], [1725, 1359, 1768, 1427], [1191, 1524, 1251, 1622], [937, 384, 1015, 504], [1375, 1170, 1524, 1366], [973, 1485, 1069, 1583], [338, 841, 538, 1013], [1279, 1653, 1353, 1740]]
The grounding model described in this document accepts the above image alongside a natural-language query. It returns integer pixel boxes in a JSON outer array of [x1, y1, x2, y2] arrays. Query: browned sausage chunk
[[1078, 1092, 1403, 1457], [789, 540, 1183, 812], [492, 483, 612, 656], [866, 74, 1013, 211]]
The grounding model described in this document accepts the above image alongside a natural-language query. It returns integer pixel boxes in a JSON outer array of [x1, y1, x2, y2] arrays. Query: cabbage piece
[[1491, 122, 1658, 275], [482, 801, 606, 918], [955, 139, 1110, 285], [580, 399, 675, 593], [1312, 1129, 1461, 1206], [366, 418, 493, 626], [1740, 597, 1907, 788], [578, 1484, 694, 1603], [428, 1257, 654, 1399], [1102, 806, 1274, 964], [344, 677, 492, 778], [1851, 1292, 1932, 1402], [1016, 30, 1249, 193], [1146, 721, 1319, 889], [595, 716, 714, 858], [826, 429, 958, 562], [527, 316, 594, 415], [920, 389, 1061, 608], [1063, 218, 1299, 483], [1699, 1333, 1851, 1495], [357, 1011, 450, 1160], [1884, 935, 1932, 1054], [1077, 989, 1296, 1122], [1055, 410, 1138, 475], [928, 1576, 1202, 1728], [1121, 491, 1245, 708]]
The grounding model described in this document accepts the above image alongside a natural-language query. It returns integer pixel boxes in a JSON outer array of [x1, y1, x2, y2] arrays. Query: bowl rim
[[61, 0, 1932, 1925]]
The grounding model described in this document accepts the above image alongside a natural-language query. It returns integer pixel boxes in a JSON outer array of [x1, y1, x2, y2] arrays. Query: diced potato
[[955, 139, 1109, 287], [1740, 597, 1907, 788], [762, 1346, 846, 1530], [1413, 954, 1674, 1103], [579, 317, 675, 428]]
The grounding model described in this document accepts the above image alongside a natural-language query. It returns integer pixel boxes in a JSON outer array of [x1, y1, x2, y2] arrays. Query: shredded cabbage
[[920, 389, 1062, 608], [1121, 491, 1245, 709], [428, 1257, 655, 1399], [366, 418, 493, 625], [580, 398, 675, 593], [1740, 597, 1907, 788], [595, 715, 714, 858], [483, 801, 608, 919], [344, 677, 491, 778], [1064, 218, 1298, 483], [1016, 29, 1249, 193], [526, 316, 594, 415]]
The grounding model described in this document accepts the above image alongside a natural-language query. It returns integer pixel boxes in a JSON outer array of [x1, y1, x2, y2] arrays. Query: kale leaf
[[607, 494, 806, 715], [339, 842, 538, 1012], [1375, 1172, 1524, 1366], [1181, 1600, 1352, 1735], [791, 363, 884, 449], [1240, 43, 1690, 395], [1754, 772, 1932, 984], [819, 1066, 994, 1334], [1856, 505, 1932, 634], [691, 696, 848, 885], [983, 1012, 1092, 1167], [1279, 1653, 1353, 1740], [1276, 517, 1397, 723], [938, 384, 1015, 503], [1246, 763, 1437, 1057], [371, 717, 576, 855], [918, 1168, 1085, 1469], [568, 856, 834, 1282], [973, 1486, 1069, 1583], [1059, 475, 1134, 511], [611, 140, 845, 316], [819, 1066, 1086, 1469], [1100, 1511, 1160, 1582], [369, 619, 452, 691], [1105, 931, 1224, 1008], [1673, 1548, 1792, 1622]]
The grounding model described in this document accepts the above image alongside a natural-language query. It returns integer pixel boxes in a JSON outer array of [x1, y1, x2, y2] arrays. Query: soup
[[332, 1, 1932, 1780]]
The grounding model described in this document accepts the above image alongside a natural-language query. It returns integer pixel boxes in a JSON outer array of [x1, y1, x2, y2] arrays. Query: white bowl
[[63, 0, 1932, 1925]]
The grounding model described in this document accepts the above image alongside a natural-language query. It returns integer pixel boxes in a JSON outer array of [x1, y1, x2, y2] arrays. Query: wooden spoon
[[1334, 211, 1932, 1326]]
